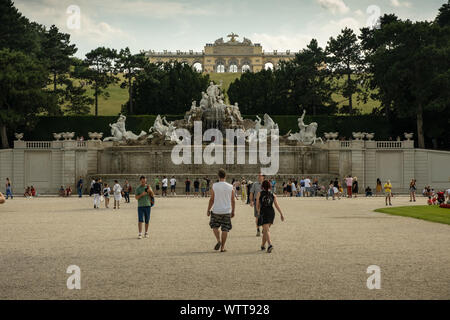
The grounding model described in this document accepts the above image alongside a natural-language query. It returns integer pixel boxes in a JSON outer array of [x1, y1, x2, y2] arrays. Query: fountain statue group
[[102, 82, 323, 146]]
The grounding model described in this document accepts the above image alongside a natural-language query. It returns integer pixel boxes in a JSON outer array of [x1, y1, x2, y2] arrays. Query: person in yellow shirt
[[384, 180, 393, 206]]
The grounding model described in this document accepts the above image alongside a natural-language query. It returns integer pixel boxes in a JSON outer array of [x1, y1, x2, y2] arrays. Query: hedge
[[19, 114, 416, 142]]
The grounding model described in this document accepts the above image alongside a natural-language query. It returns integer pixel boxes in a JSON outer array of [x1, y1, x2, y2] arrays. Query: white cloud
[[390, 0, 412, 8], [316, 0, 350, 14], [251, 33, 313, 52]]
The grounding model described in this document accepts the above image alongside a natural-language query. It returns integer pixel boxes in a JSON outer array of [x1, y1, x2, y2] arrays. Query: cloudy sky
[[14, 0, 445, 57]]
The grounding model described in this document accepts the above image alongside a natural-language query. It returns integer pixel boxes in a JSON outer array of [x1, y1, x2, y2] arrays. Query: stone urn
[[330, 132, 339, 141], [365, 133, 375, 141], [352, 132, 364, 140], [404, 133, 414, 141], [62, 132, 75, 141], [324, 132, 331, 141], [14, 133, 24, 141], [88, 132, 103, 141], [53, 133, 62, 141]]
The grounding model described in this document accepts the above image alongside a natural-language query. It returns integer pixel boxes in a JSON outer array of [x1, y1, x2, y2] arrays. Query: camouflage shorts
[[209, 213, 232, 232]]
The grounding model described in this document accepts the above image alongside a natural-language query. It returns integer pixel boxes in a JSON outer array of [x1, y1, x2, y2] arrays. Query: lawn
[[375, 205, 450, 226]]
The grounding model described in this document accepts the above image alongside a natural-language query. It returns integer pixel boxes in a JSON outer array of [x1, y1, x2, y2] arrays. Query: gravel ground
[[0, 195, 449, 300]]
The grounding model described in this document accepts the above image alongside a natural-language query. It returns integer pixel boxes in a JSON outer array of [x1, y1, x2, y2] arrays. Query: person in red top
[[30, 186, 36, 197]]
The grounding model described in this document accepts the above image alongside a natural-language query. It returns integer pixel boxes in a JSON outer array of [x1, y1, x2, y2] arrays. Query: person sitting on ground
[[65, 186, 72, 197], [30, 186, 36, 197], [365, 186, 373, 197], [24, 186, 31, 198], [59, 186, 65, 197], [437, 191, 445, 205]]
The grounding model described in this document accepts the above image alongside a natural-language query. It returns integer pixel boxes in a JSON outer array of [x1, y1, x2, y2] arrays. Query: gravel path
[[0, 196, 449, 299]]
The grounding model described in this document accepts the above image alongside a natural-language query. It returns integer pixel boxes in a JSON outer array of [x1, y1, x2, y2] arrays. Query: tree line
[[228, 3, 450, 149]]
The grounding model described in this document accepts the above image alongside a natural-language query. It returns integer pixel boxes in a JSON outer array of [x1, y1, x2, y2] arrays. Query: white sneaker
[[138, 234, 142, 239], [144, 233, 149, 238]]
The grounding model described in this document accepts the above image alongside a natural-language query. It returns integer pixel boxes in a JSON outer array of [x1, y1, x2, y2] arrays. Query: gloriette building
[[146, 33, 296, 73]]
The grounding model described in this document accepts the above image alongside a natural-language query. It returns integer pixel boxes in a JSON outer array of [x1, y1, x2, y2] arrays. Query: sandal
[[220, 249, 227, 252], [214, 242, 221, 251], [267, 245, 274, 253]]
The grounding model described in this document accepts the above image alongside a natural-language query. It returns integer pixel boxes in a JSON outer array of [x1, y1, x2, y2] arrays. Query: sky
[[14, 0, 446, 58]]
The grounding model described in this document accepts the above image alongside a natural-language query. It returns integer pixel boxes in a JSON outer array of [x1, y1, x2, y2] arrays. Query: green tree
[[116, 47, 148, 114], [436, 0, 450, 27], [41, 25, 77, 93], [0, 49, 51, 148], [279, 39, 336, 115], [81, 47, 118, 116], [360, 14, 450, 148], [64, 81, 94, 115], [326, 28, 364, 114], [131, 62, 210, 115]]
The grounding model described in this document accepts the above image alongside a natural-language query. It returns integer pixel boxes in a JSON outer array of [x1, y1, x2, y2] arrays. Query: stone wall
[[1, 139, 449, 195]]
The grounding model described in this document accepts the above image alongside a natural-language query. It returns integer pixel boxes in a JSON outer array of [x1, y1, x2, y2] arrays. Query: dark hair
[[262, 180, 271, 191], [218, 168, 226, 179], [140, 176, 146, 180], [114, 180, 118, 183]]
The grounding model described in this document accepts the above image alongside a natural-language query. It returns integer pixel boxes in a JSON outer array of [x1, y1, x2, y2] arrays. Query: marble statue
[[103, 114, 147, 142], [288, 110, 323, 145]]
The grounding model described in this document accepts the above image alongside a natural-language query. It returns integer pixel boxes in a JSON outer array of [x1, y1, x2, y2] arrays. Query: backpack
[[260, 191, 273, 208]]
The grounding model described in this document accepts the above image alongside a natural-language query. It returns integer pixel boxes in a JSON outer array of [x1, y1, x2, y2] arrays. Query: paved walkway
[[0, 196, 449, 299]]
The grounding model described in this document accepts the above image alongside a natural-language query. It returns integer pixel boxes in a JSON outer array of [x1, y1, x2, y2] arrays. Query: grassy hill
[[63, 73, 379, 116]]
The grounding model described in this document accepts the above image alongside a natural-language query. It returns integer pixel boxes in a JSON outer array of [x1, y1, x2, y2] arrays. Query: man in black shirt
[[93, 179, 102, 209], [193, 178, 200, 197]]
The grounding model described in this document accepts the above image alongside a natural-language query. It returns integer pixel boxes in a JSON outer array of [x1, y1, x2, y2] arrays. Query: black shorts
[[209, 213, 232, 232], [162, 186, 167, 192], [171, 185, 176, 191], [185, 186, 190, 192], [156, 185, 160, 190]]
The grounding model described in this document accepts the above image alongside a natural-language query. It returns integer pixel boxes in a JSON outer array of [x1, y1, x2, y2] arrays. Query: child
[[365, 186, 373, 197], [326, 181, 335, 200], [103, 183, 111, 208]]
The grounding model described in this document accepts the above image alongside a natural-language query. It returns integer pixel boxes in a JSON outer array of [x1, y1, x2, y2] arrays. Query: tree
[[436, 0, 450, 27], [116, 47, 148, 114], [278, 39, 336, 115], [360, 14, 450, 149], [131, 62, 210, 115], [326, 28, 364, 114], [64, 81, 94, 115], [41, 25, 77, 93], [81, 47, 118, 116], [0, 49, 51, 148]]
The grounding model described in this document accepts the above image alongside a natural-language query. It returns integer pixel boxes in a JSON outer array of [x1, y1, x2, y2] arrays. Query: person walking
[[241, 178, 247, 203], [206, 169, 235, 253], [92, 179, 102, 209], [376, 178, 382, 197], [345, 175, 353, 198], [103, 183, 111, 208], [185, 177, 191, 197], [113, 180, 122, 209], [76, 176, 83, 198], [5, 178, 13, 199], [256, 180, 285, 253], [250, 173, 265, 237], [135, 176, 155, 239], [90, 179, 95, 196], [154, 177, 160, 196], [170, 176, 177, 196], [193, 178, 200, 197], [200, 178, 207, 197], [352, 177, 359, 198], [161, 176, 168, 197], [123, 180, 131, 203], [409, 179, 417, 202], [384, 180, 393, 206]]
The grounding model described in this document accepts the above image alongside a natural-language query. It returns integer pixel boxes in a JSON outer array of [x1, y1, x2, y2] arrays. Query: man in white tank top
[[207, 169, 235, 252]]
